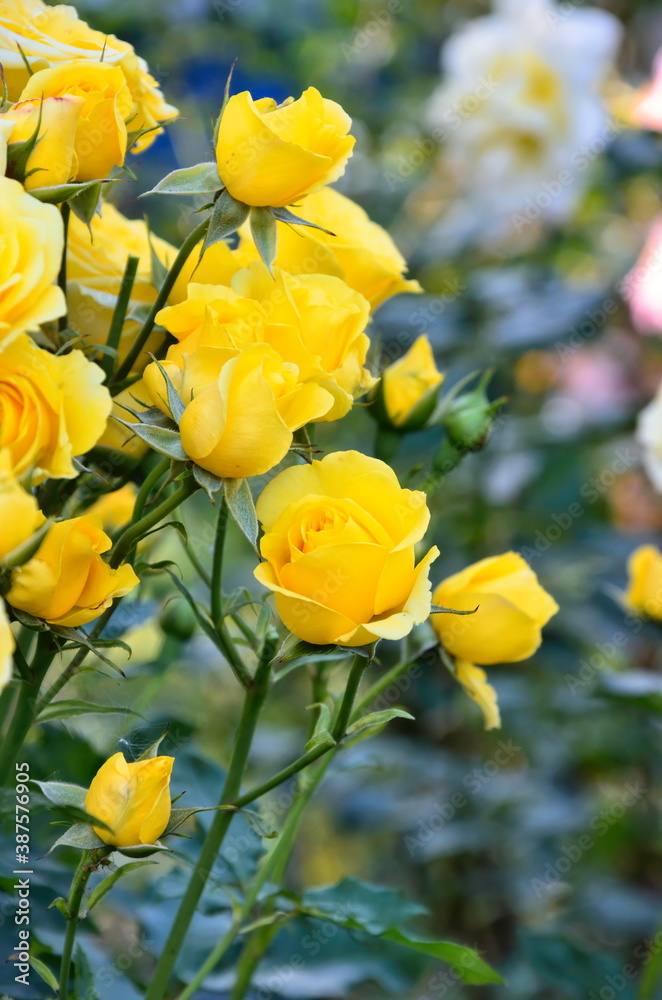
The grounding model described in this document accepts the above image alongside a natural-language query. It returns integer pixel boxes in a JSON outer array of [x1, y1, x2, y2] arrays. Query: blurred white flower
[[637, 382, 662, 492], [427, 0, 622, 244]]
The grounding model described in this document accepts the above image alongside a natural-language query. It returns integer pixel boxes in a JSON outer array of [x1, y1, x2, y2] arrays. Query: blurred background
[[4, 1, 662, 998]]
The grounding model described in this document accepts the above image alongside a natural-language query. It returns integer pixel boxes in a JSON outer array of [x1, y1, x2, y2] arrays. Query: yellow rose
[[432, 553, 558, 730], [67, 203, 175, 372], [0, 451, 45, 560], [170, 238, 251, 305], [86, 484, 138, 532], [96, 380, 150, 460], [144, 342, 334, 479], [215, 87, 355, 207], [0, 336, 111, 484], [379, 336, 444, 429], [7, 514, 139, 627], [0, 177, 66, 347], [84, 752, 173, 848], [18, 61, 132, 181], [0, 598, 14, 695], [158, 263, 374, 420], [0, 95, 82, 189], [254, 451, 439, 645], [625, 545, 662, 621], [240, 187, 422, 309], [0, 1, 177, 152]]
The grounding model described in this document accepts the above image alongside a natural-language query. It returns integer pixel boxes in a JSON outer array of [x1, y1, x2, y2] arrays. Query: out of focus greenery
[[3, 1, 662, 998]]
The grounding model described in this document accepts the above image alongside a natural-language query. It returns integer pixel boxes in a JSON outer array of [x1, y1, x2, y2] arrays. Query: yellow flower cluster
[[0, 0, 561, 747]]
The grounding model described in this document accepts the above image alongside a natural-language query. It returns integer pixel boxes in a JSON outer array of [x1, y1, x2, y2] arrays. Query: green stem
[[234, 744, 332, 809], [132, 457, 171, 523], [58, 851, 94, 999], [112, 217, 209, 384], [0, 632, 57, 785], [331, 653, 367, 741], [144, 635, 275, 1000], [110, 479, 198, 568], [104, 254, 140, 377], [177, 653, 367, 1000], [354, 655, 415, 717], [209, 496, 252, 689], [35, 604, 117, 714]]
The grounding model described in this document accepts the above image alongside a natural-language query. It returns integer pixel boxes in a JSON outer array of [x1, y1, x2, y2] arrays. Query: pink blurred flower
[[626, 217, 662, 334], [633, 48, 662, 131]]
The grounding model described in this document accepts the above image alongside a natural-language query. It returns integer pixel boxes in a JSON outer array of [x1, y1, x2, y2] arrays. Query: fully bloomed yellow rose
[[7, 514, 139, 627], [215, 88, 355, 207], [432, 553, 558, 729], [0, 177, 66, 347], [144, 343, 333, 479], [0, 1, 177, 152], [379, 335, 444, 430], [18, 61, 132, 181], [242, 187, 422, 309], [0, 95, 82, 189], [67, 203, 175, 371], [0, 336, 111, 484], [85, 752, 173, 848], [158, 263, 374, 420], [254, 451, 439, 645], [625, 545, 662, 621], [0, 451, 45, 561], [0, 599, 14, 694]]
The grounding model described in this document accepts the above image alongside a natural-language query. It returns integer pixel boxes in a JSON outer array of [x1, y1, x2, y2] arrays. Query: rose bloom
[[0, 450, 45, 560], [215, 87, 355, 207], [7, 514, 139, 627], [85, 752, 173, 848], [144, 343, 333, 479], [157, 262, 374, 420], [0, 336, 111, 484], [17, 61, 133, 181], [427, 0, 621, 240], [254, 451, 439, 645], [625, 545, 662, 621], [636, 379, 662, 493], [0, 0, 177, 151], [379, 335, 444, 430], [0, 94, 82, 189], [67, 203, 175, 372], [0, 177, 66, 347], [432, 552, 558, 729]]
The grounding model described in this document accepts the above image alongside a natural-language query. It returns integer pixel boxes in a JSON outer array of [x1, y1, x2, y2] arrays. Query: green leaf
[[305, 702, 335, 751], [192, 464, 224, 501], [29, 956, 59, 993], [74, 944, 100, 1000], [382, 929, 504, 985], [48, 896, 70, 918], [115, 842, 171, 859], [303, 878, 428, 935], [85, 860, 157, 913], [48, 823, 106, 854], [10, 607, 47, 630], [345, 707, 415, 741], [28, 178, 109, 205], [430, 604, 479, 615], [32, 780, 87, 810], [47, 625, 126, 674], [37, 700, 144, 723], [143, 162, 221, 197], [224, 477, 259, 549], [249, 206, 277, 272], [272, 205, 335, 235], [2, 518, 52, 569], [114, 419, 188, 461], [70, 181, 102, 225], [201, 188, 250, 256]]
